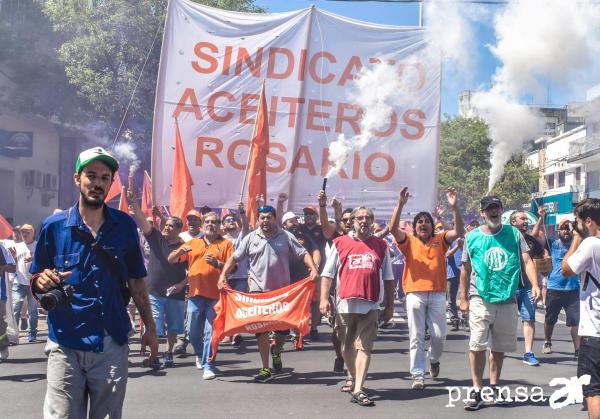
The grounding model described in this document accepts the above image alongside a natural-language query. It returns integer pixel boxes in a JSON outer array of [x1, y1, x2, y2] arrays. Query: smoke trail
[[475, 0, 600, 191], [114, 142, 140, 175], [326, 63, 405, 178]]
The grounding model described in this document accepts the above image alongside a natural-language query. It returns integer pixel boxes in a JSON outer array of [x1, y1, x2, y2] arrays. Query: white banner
[[152, 0, 441, 218]]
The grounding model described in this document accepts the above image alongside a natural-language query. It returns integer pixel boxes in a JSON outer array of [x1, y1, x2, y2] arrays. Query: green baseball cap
[[75, 147, 119, 173]]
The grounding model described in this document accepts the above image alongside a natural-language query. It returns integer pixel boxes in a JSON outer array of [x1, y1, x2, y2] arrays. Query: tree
[[0, 0, 91, 123], [438, 116, 538, 218], [42, 0, 265, 153]]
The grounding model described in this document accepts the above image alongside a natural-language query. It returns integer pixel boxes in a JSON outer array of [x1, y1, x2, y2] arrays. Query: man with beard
[[221, 205, 249, 347], [459, 196, 539, 411], [30, 147, 157, 418], [510, 211, 548, 366], [562, 198, 600, 418], [168, 212, 232, 380], [540, 220, 580, 357], [320, 207, 395, 407], [300, 204, 328, 340], [389, 187, 464, 390], [219, 205, 319, 383], [128, 189, 187, 368]]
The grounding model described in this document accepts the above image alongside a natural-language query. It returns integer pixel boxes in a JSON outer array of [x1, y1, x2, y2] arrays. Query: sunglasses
[[223, 217, 235, 222]]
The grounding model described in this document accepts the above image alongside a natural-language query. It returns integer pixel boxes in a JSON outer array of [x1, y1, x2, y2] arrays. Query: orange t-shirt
[[397, 232, 449, 293], [178, 236, 233, 300]]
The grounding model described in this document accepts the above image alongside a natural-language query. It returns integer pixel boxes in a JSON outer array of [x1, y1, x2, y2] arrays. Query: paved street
[[0, 305, 587, 419]]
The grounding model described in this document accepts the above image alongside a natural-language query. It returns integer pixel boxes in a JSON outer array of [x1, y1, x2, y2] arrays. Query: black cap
[[480, 196, 503, 210]]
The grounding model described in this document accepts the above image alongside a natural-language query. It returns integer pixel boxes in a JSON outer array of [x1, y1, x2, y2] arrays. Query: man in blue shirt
[[543, 220, 580, 357], [30, 147, 157, 419]]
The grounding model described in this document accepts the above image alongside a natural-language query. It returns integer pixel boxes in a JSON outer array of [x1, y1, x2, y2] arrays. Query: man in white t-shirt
[[11, 224, 38, 342], [562, 198, 600, 417]]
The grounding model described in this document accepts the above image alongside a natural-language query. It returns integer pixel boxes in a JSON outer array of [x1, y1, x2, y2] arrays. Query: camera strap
[[583, 271, 600, 292], [72, 227, 131, 306]]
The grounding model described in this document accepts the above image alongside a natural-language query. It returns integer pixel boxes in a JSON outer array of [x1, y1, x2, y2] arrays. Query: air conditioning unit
[[22, 170, 35, 188]]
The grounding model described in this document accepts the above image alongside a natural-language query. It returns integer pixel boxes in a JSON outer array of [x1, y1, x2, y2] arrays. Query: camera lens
[[39, 288, 67, 311]]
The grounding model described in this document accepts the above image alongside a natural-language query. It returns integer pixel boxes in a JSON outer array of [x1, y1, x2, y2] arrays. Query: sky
[[254, 0, 582, 117]]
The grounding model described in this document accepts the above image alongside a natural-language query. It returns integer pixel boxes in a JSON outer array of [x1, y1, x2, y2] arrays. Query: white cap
[[282, 211, 298, 224]]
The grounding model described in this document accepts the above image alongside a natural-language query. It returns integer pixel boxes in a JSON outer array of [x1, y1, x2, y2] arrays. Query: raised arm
[[152, 205, 167, 230], [444, 187, 465, 244], [530, 207, 547, 247], [127, 189, 152, 235], [332, 197, 343, 224], [238, 201, 249, 237], [276, 193, 287, 226], [317, 190, 337, 240], [389, 186, 410, 243]]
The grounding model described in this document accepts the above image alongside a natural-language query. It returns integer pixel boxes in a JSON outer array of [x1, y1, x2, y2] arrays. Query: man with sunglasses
[[219, 205, 319, 383], [168, 212, 233, 380], [562, 198, 600, 418], [320, 206, 395, 406]]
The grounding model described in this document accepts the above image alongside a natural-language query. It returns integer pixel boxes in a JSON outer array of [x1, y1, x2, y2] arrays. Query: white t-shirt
[[321, 235, 394, 314], [179, 230, 203, 242], [567, 236, 600, 337]]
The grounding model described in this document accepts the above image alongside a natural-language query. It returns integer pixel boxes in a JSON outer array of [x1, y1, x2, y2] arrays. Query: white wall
[[0, 109, 60, 226]]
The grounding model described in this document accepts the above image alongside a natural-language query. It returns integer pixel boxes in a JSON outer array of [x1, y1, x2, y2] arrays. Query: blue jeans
[[12, 282, 38, 338], [186, 296, 217, 371], [149, 294, 185, 336]]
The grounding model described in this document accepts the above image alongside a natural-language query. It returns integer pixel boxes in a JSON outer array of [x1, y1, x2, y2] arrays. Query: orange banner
[[210, 278, 315, 359]]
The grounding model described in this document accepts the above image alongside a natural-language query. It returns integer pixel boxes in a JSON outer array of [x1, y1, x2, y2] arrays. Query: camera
[[571, 220, 581, 235], [37, 274, 75, 311]]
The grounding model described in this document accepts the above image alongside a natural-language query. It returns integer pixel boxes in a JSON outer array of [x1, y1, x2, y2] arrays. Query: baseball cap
[[20, 224, 34, 232], [186, 209, 202, 219], [558, 220, 571, 230], [282, 211, 298, 224], [480, 196, 503, 210], [75, 147, 119, 174], [303, 205, 319, 214]]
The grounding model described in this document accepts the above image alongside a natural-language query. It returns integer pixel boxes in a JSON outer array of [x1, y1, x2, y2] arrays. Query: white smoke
[[326, 63, 405, 178], [113, 141, 140, 175], [474, 0, 600, 191]]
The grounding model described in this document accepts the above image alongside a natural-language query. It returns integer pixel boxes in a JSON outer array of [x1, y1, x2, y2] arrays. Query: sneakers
[[542, 341, 552, 354], [20, 318, 28, 331], [232, 334, 243, 347], [271, 346, 283, 373], [464, 389, 484, 411], [334, 357, 345, 373], [145, 357, 162, 370], [522, 352, 540, 366], [411, 376, 424, 390], [254, 367, 273, 383], [450, 318, 460, 332], [203, 369, 216, 380], [195, 356, 203, 369], [493, 386, 509, 405], [163, 352, 174, 367], [429, 361, 440, 378], [28, 334, 37, 343], [309, 329, 320, 341]]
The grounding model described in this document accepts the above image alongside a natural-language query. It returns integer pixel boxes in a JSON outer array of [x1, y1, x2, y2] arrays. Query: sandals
[[341, 378, 354, 393], [351, 390, 375, 407]]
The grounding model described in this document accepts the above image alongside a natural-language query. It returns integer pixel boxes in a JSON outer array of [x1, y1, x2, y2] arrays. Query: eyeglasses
[[204, 219, 220, 225], [258, 205, 276, 215], [341, 217, 351, 223], [354, 215, 372, 221]]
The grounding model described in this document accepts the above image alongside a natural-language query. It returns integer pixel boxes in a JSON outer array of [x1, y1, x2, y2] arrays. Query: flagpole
[[239, 79, 265, 203]]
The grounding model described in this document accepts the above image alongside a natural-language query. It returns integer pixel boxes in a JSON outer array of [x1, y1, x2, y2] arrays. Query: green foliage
[[0, 0, 90, 122], [438, 116, 538, 217]]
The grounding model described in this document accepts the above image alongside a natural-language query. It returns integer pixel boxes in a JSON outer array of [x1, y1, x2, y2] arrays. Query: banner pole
[[239, 80, 265, 203]]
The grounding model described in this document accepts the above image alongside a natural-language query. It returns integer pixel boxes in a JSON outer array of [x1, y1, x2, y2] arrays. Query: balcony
[[568, 135, 600, 164]]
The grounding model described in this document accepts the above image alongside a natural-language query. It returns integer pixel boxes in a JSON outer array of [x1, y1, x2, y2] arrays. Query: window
[[576, 167, 582, 183], [547, 174, 555, 189], [558, 171, 566, 187]]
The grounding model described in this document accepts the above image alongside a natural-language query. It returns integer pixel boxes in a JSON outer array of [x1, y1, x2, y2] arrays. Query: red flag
[[141, 170, 153, 217], [118, 186, 129, 213], [105, 171, 124, 203], [0, 213, 13, 240], [169, 119, 194, 226], [245, 81, 269, 225]]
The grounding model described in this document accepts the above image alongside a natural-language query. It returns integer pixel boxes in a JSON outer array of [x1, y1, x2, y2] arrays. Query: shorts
[[149, 294, 186, 336], [516, 288, 536, 322], [228, 277, 249, 293], [578, 336, 600, 397], [469, 296, 518, 353], [545, 289, 580, 327], [335, 310, 379, 352]]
